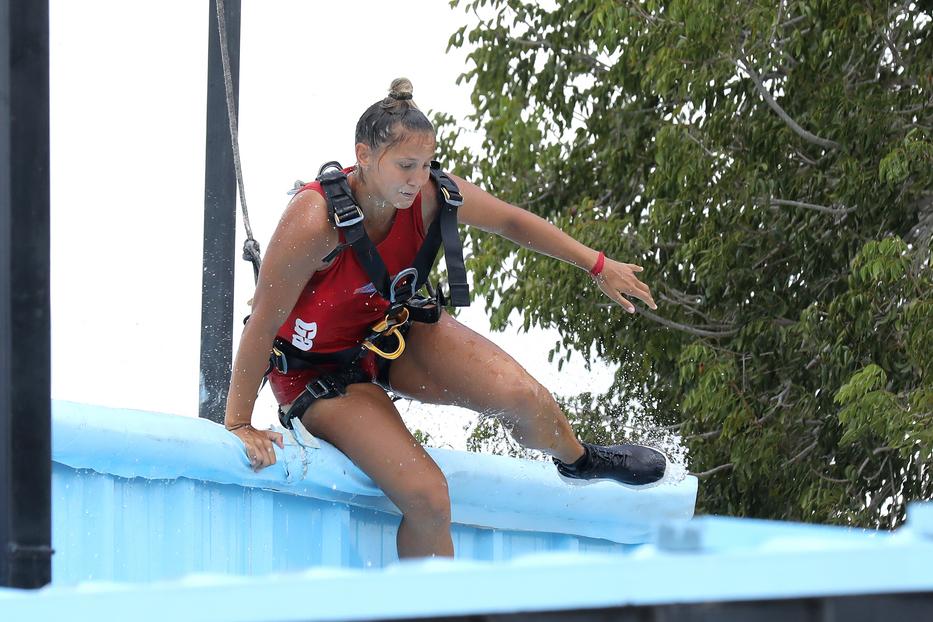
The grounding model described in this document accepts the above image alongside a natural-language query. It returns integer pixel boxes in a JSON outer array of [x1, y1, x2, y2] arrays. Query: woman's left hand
[[593, 257, 657, 313]]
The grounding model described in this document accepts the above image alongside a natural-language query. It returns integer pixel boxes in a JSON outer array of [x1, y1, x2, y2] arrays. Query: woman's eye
[[400, 163, 414, 170]]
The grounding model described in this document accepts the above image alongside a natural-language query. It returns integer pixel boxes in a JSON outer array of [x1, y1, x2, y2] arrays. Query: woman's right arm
[[223, 189, 338, 471]]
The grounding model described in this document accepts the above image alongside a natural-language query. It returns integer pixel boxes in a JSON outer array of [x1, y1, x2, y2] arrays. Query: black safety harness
[[272, 160, 470, 428]]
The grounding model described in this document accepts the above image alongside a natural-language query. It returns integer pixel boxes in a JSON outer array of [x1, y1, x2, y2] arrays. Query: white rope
[[214, 0, 261, 280]]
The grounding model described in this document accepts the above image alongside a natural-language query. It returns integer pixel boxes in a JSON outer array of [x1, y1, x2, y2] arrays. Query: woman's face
[[358, 129, 436, 210]]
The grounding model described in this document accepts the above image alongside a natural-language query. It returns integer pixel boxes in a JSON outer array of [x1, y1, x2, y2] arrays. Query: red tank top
[[274, 167, 427, 355]]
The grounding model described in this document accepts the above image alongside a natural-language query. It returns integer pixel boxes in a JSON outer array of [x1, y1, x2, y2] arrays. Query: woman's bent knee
[[397, 478, 451, 525], [498, 376, 550, 416]]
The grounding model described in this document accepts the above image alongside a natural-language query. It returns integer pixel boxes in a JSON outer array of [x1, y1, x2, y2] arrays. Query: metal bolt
[[655, 520, 704, 552]]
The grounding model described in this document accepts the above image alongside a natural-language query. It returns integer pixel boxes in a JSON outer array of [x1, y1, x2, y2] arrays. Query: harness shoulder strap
[[317, 162, 364, 228], [428, 162, 470, 306], [317, 163, 392, 298]]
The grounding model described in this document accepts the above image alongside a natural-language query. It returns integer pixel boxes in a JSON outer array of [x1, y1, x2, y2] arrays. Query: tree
[[436, 0, 933, 527]]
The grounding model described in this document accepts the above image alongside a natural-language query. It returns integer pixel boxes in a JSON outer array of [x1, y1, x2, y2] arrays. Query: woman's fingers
[[599, 279, 635, 313], [616, 275, 652, 306], [592, 257, 659, 311], [618, 293, 636, 313], [264, 430, 285, 448], [595, 261, 659, 312], [629, 281, 657, 309], [627, 279, 651, 299], [240, 430, 282, 471], [232, 428, 261, 469]]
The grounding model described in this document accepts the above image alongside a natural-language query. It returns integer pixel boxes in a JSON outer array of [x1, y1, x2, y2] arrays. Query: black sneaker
[[554, 442, 666, 486]]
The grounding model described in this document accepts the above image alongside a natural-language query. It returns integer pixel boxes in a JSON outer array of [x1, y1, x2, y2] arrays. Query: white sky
[[49, 0, 614, 449]]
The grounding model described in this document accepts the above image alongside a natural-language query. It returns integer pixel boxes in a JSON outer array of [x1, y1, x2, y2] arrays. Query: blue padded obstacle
[[2, 402, 932, 621], [47, 401, 697, 582]]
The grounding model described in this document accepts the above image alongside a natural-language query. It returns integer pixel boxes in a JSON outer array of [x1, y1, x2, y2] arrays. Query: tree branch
[[508, 37, 609, 74], [735, 56, 842, 150], [779, 15, 806, 30], [906, 192, 933, 244], [792, 147, 823, 166], [864, 456, 888, 483], [782, 438, 819, 466], [811, 467, 849, 484], [683, 128, 720, 158], [752, 244, 783, 270], [657, 292, 720, 325], [691, 463, 735, 478], [879, 4, 917, 88], [880, 28, 906, 74], [635, 306, 740, 338], [662, 285, 706, 305], [764, 198, 855, 215], [686, 428, 722, 441], [769, 1, 787, 52]]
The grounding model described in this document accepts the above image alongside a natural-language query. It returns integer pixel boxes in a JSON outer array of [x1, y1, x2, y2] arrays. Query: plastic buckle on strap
[[440, 185, 463, 207], [428, 280, 449, 307], [306, 378, 335, 399], [286, 180, 306, 196], [332, 199, 364, 227], [271, 346, 287, 374]]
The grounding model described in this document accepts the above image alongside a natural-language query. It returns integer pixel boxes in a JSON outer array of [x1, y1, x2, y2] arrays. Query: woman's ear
[[355, 142, 372, 170]]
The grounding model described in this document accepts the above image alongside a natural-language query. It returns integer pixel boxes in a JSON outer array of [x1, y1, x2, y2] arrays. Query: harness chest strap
[[317, 160, 470, 307]]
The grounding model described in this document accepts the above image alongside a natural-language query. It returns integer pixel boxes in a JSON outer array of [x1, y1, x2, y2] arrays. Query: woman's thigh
[[388, 312, 554, 420], [297, 382, 450, 517]]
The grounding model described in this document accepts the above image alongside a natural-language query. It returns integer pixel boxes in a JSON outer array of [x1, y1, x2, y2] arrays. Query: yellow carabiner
[[371, 307, 410, 334], [362, 326, 406, 360]]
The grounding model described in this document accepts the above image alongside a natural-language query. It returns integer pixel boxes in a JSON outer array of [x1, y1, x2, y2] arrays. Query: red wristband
[[589, 251, 605, 277]]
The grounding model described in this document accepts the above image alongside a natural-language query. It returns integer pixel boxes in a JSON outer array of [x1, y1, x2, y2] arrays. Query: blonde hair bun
[[388, 78, 414, 101]]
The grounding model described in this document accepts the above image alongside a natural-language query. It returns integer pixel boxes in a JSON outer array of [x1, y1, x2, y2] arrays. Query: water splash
[[637, 423, 689, 486]]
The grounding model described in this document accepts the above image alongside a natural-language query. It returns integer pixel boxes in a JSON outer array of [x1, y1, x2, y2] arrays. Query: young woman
[[224, 78, 664, 559]]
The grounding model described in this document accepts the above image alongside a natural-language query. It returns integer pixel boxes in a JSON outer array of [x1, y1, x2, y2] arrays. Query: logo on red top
[[291, 318, 318, 351]]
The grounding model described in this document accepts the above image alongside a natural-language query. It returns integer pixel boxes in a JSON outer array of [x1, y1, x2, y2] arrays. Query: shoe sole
[[556, 469, 667, 489]]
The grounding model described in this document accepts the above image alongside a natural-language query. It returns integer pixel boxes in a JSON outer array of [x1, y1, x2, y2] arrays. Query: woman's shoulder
[[274, 187, 340, 264]]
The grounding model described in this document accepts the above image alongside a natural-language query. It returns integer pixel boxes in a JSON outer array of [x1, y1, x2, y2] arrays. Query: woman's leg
[[387, 312, 585, 464], [296, 382, 454, 558]]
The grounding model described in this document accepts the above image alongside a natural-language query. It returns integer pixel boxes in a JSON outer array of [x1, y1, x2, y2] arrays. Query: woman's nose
[[412, 168, 430, 187]]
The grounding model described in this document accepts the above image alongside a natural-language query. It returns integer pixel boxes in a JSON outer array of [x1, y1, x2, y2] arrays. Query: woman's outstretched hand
[[593, 257, 657, 313], [230, 424, 285, 471]]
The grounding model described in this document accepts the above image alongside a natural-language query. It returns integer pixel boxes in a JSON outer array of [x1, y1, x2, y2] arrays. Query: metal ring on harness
[[390, 268, 419, 304], [317, 160, 344, 176]]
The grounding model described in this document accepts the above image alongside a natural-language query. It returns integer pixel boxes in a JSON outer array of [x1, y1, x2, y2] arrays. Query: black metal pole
[[0, 0, 52, 589], [200, 0, 241, 423]]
